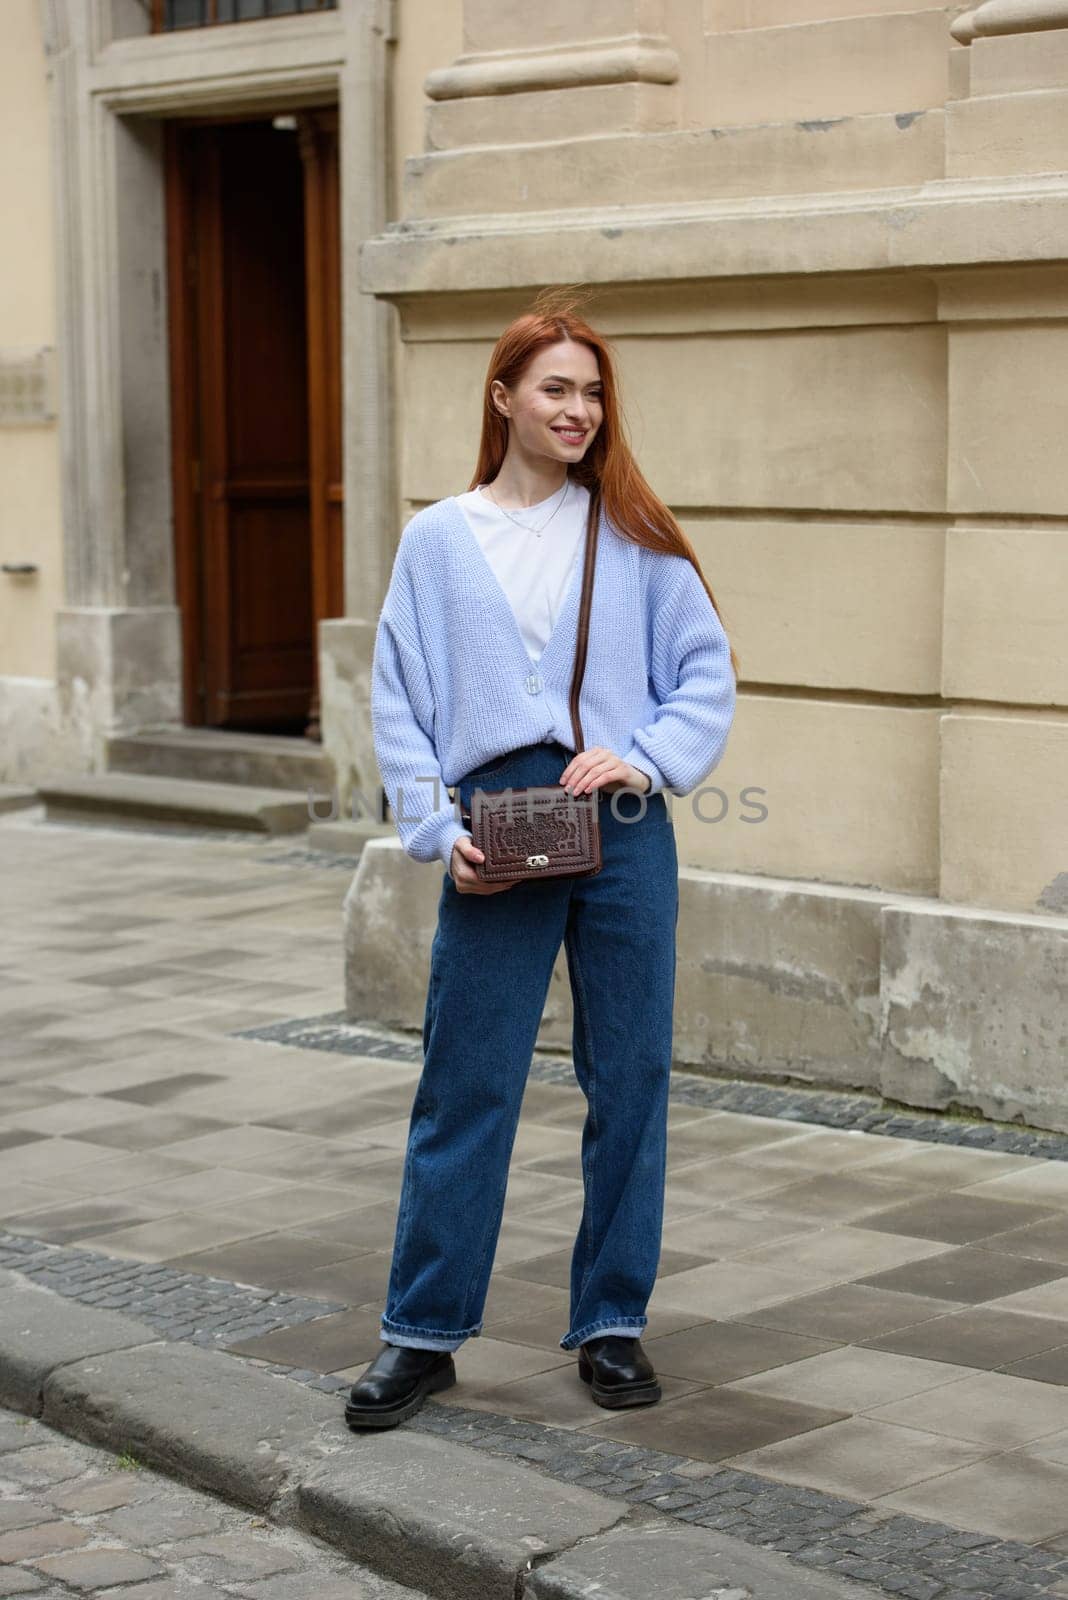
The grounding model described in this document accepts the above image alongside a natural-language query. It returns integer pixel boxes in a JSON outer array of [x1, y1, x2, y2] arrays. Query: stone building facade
[[2, 0, 1066, 1124]]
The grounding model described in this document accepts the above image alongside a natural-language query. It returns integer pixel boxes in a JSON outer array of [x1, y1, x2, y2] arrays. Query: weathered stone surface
[[0, 1275, 152, 1414], [41, 1341, 338, 1512], [297, 1431, 627, 1600], [527, 1522, 876, 1600]]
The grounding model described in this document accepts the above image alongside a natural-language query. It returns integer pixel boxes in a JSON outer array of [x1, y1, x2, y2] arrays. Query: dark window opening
[[152, 0, 337, 30]]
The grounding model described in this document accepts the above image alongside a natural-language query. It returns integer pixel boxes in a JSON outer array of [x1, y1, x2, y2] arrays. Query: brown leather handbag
[[464, 488, 603, 884]]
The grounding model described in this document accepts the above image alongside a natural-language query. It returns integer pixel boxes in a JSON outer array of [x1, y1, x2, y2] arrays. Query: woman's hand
[[559, 747, 650, 796], [449, 833, 522, 895]]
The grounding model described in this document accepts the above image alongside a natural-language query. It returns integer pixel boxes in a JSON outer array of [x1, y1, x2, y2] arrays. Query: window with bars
[[151, 0, 337, 29]]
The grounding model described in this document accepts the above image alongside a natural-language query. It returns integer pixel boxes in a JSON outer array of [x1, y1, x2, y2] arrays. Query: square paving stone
[[99, 1071, 227, 1105], [0, 1523, 91, 1562], [665, 1114, 806, 1163], [660, 1204, 808, 1259], [661, 1158, 805, 1203], [270, 1250, 392, 1305], [962, 1164, 1068, 1209], [862, 1307, 1068, 1369], [481, 1276, 571, 1330], [856, 1246, 1068, 1304], [643, 1319, 836, 1383], [860, 1193, 1058, 1245], [980, 1214, 1068, 1266], [284, 1206, 399, 1252], [1, 1197, 176, 1246], [488, 1303, 705, 1353], [728, 1346, 975, 1412], [33, 1547, 163, 1589], [0, 1503, 52, 1533], [877, 1452, 1068, 1543], [1004, 1344, 1068, 1384], [738, 1225, 953, 1286], [869, 1368, 1068, 1445], [0, 1132, 46, 1153], [226, 1305, 384, 1371], [652, 1259, 830, 1319], [987, 1275, 1068, 1319], [724, 1172, 926, 1224], [499, 1246, 710, 1293], [70, 1114, 230, 1152], [731, 1415, 989, 1500], [78, 1210, 285, 1262], [586, 1384, 846, 1462], [165, 1230, 363, 1288], [0, 1569, 48, 1595], [734, 1283, 965, 1342], [436, 1361, 702, 1431]]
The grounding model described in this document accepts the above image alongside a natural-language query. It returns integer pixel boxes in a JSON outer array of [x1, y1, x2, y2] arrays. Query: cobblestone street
[[4, 809, 1068, 1600], [0, 1406, 427, 1599]]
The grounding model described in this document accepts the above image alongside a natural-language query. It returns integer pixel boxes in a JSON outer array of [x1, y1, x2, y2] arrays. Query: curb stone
[[0, 1271, 891, 1600], [526, 1522, 876, 1600], [296, 1430, 627, 1600]]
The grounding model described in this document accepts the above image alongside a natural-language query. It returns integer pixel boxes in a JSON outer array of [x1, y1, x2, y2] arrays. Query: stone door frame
[[41, 0, 395, 761]]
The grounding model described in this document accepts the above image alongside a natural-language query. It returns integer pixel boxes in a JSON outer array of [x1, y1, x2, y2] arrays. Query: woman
[[346, 291, 738, 1429]]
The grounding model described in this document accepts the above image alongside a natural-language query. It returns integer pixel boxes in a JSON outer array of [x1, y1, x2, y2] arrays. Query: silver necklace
[[482, 476, 571, 538]]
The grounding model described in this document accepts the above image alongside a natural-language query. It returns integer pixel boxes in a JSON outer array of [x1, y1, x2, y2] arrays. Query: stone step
[[306, 818, 396, 857], [0, 784, 39, 815], [105, 726, 334, 793], [38, 772, 312, 835]]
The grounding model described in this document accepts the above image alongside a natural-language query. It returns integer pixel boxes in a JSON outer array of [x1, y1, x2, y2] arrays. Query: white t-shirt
[[454, 478, 590, 666]]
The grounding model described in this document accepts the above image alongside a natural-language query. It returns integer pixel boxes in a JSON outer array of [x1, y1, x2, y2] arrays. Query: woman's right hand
[[450, 834, 521, 894]]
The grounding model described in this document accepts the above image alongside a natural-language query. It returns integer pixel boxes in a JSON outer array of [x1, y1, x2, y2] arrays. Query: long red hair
[[468, 288, 740, 681]]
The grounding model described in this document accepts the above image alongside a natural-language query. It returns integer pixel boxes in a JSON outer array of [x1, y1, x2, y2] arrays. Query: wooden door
[[166, 113, 342, 732]]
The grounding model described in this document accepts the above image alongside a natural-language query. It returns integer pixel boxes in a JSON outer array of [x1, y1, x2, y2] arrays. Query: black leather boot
[[344, 1344, 456, 1429], [577, 1335, 661, 1409]]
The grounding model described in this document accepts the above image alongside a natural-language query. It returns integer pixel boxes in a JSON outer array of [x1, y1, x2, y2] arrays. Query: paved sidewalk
[[0, 1405, 426, 1599], [5, 811, 1068, 1596]]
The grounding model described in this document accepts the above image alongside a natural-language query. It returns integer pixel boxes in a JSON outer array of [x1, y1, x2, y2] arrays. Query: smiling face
[[490, 339, 604, 464]]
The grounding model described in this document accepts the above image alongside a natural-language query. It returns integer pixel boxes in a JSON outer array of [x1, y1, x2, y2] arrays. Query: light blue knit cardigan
[[371, 494, 737, 867]]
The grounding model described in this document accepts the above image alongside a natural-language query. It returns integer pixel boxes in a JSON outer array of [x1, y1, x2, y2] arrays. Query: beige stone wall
[[372, 0, 1068, 920], [0, 0, 62, 682]]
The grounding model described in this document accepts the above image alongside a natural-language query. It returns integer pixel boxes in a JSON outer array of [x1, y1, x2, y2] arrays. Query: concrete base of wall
[[343, 839, 1068, 1134]]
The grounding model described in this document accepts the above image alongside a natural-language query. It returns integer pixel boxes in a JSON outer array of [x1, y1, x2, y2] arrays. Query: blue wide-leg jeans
[[379, 739, 680, 1354]]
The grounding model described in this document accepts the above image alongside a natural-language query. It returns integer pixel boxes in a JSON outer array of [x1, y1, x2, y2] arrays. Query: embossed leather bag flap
[[470, 785, 602, 882]]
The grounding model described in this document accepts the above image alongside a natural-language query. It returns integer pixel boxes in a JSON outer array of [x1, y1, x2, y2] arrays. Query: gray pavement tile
[[857, 1247, 1068, 1305], [488, 1304, 706, 1353], [439, 1365, 703, 1432], [0, 1523, 92, 1562], [2, 1199, 180, 1247], [163, 1231, 367, 1288], [981, 1215, 1068, 1266], [31, 1547, 165, 1587], [878, 1453, 1068, 1543], [269, 1251, 391, 1305], [728, 1347, 975, 1411], [1004, 1344, 1068, 1384], [725, 1171, 934, 1223], [644, 1319, 837, 1383], [98, 1072, 228, 1106], [735, 1283, 966, 1342], [225, 1305, 384, 1370], [500, 1245, 710, 1293], [862, 1307, 1068, 1369], [859, 1194, 1059, 1245], [732, 1415, 990, 1500], [868, 1370, 1068, 1446], [588, 1384, 846, 1462], [71, 1114, 230, 1152]]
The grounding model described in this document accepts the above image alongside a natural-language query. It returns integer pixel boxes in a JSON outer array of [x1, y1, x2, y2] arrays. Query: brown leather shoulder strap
[[568, 486, 600, 755]]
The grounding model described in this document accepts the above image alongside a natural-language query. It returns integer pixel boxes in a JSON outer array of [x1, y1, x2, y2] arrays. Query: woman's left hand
[[559, 746, 648, 796]]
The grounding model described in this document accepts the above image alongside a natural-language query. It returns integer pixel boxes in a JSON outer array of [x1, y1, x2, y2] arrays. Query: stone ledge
[[0, 1272, 157, 1415], [344, 838, 1068, 1132], [360, 176, 1068, 296]]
